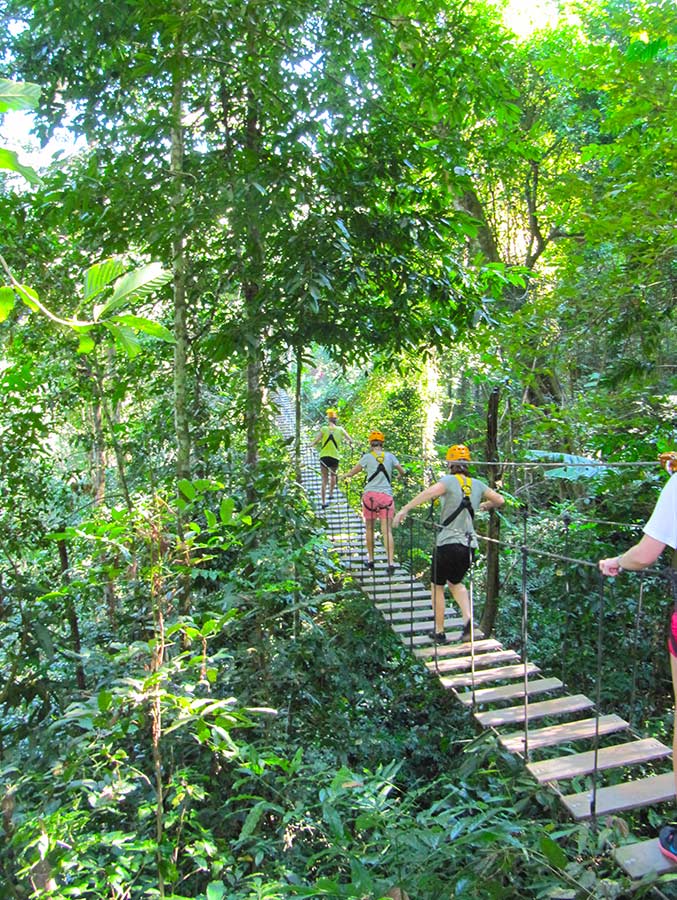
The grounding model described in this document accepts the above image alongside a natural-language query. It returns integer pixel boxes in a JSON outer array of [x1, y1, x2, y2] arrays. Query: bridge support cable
[[590, 574, 607, 827], [520, 509, 531, 761]]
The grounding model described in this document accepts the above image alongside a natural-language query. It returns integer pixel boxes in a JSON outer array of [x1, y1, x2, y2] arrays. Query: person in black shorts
[[393, 444, 504, 644]]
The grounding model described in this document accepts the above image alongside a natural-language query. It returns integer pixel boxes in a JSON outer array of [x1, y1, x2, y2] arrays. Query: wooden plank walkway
[[286, 419, 676, 884]]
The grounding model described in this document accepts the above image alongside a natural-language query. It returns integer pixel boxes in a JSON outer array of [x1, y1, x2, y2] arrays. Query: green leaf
[[206, 883, 226, 900], [96, 263, 172, 318], [97, 690, 113, 713], [14, 282, 40, 312], [0, 148, 41, 185], [539, 834, 567, 869], [77, 333, 96, 354], [219, 498, 234, 524], [0, 286, 16, 322], [104, 322, 141, 358], [178, 479, 196, 501], [110, 314, 174, 342], [85, 258, 126, 306], [33, 621, 55, 659], [0, 78, 41, 113]]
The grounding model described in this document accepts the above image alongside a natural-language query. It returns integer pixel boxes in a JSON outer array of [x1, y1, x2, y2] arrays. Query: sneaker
[[659, 824, 677, 864], [460, 621, 483, 642], [364, 560, 375, 570], [428, 630, 447, 644], [386, 564, 397, 575]]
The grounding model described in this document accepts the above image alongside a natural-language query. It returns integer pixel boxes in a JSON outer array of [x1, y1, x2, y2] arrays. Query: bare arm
[[479, 487, 505, 513], [393, 481, 446, 527], [343, 463, 364, 479], [599, 534, 667, 576]]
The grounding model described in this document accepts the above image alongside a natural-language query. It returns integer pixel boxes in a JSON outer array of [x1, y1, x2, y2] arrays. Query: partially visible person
[[599, 451, 677, 863], [312, 407, 354, 508], [343, 430, 405, 574], [393, 444, 504, 644]]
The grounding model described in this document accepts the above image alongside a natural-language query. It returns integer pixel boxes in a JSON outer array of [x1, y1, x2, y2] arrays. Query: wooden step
[[456, 676, 563, 706], [474, 694, 594, 728], [562, 771, 675, 820], [426, 650, 521, 673], [499, 715, 628, 754], [393, 618, 463, 634], [383, 607, 443, 621], [405, 624, 465, 646], [375, 599, 432, 611], [614, 838, 677, 878], [527, 738, 671, 783], [416, 639, 502, 659], [441, 662, 540, 688]]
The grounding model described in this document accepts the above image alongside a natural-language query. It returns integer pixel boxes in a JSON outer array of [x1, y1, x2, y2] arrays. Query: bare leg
[[671, 653, 677, 801], [320, 465, 328, 506], [365, 519, 375, 563], [431, 583, 446, 633], [381, 518, 395, 565], [450, 581, 471, 625], [328, 469, 337, 500]]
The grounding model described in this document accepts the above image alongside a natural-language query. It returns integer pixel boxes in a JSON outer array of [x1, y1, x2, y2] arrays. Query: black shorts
[[319, 456, 339, 473], [431, 543, 473, 586]]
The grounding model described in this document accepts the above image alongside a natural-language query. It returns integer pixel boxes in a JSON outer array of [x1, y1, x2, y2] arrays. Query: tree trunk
[[480, 387, 501, 637], [57, 538, 86, 691], [294, 347, 302, 484]]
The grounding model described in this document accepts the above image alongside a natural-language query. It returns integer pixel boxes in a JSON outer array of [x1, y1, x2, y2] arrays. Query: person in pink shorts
[[343, 430, 405, 574], [599, 451, 677, 863]]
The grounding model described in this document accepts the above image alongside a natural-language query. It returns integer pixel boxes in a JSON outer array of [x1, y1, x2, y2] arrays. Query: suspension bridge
[[278, 396, 677, 886]]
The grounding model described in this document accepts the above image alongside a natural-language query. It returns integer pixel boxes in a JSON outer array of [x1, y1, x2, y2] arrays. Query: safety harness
[[321, 426, 339, 452], [366, 451, 391, 486], [441, 474, 474, 527]]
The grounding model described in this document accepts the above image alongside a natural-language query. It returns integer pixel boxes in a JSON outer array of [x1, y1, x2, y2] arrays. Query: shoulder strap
[[366, 452, 391, 485], [441, 475, 474, 527], [321, 426, 339, 450]]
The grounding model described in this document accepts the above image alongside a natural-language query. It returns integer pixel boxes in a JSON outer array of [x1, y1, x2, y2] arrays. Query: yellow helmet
[[369, 430, 385, 443], [446, 444, 471, 462], [326, 408, 338, 418]]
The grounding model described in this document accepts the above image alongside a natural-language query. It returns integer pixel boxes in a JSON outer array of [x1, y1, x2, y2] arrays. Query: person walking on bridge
[[599, 451, 677, 864], [343, 430, 405, 574], [393, 444, 505, 644], [312, 408, 354, 509]]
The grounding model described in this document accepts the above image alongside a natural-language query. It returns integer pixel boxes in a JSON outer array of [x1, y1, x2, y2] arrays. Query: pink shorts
[[669, 610, 677, 658], [362, 492, 394, 521]]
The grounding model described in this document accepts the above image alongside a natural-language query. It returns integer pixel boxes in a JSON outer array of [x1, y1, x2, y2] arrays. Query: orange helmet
[[446, 444, 471, 462], [368, 430, 385, 443], [326, 408, 338, 418]]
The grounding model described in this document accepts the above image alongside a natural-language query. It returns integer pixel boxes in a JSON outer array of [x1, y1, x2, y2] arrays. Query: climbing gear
[[368, 430, 385, 443], [659, 451, 677, 474], [446, 444, 471, 462], [320, 425, 339, 453], [428, 630, 447, 645], [366, 457, 392, 487], [326, 408, 338, 418], [659, 825, 677, 863], [441, 475, 474, 527]]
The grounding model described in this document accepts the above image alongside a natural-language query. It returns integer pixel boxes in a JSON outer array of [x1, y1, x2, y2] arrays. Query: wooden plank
[[375, 599, 431, 611], [393, 618, 463, 634], [527, 738, 671, 783], [499, 715, 628, 753], [474, 694, 594, 727], [440, 662, 540, 688], [614, 838, 677, 878], [456, 676, 563, 706], [381, 607, 442, 621], [426, 650, 521, 673], [562, 772, 675, 820], [405, 626, 465, 646], [415, 639, 502, 659]]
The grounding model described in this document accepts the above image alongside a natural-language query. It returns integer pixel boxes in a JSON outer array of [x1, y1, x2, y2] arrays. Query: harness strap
[[366, 463, 391, 485], [441, 476, 474, 527], [321, 427, 339, 451]]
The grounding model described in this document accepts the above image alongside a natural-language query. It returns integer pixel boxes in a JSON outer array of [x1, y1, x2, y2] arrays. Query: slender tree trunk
[[90, 399, 106, 505], [171, 67, 190, 486], [294, 347, 302, 484], [57, 538, 86, 691], [480, 387, 501, 637]]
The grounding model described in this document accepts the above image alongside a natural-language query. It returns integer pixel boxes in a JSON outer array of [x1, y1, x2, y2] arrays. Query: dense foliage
[[0, 0, 675, 896]]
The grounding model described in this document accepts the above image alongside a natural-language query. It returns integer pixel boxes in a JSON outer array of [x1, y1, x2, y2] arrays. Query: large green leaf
[[95, 263, 172, 319], [104, 322, 141, 358], [85, 258, 126, 305], [0, 148, 41, 185], [0, 286, 16, 322], [0, 78, 41, 113], [110, 314, 174, 342]]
